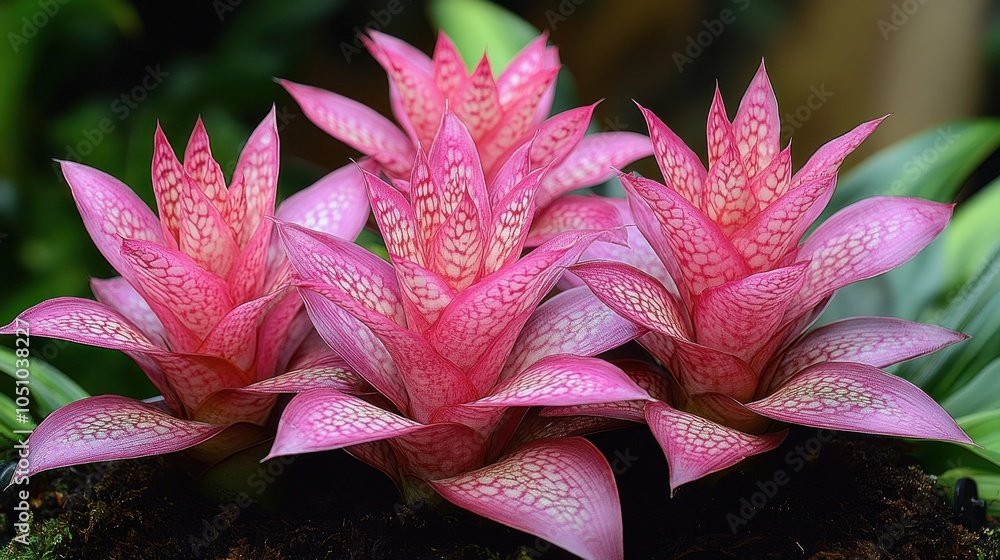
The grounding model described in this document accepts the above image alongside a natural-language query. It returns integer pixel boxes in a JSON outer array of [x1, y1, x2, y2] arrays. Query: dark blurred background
[[1, 0, 998, 398]]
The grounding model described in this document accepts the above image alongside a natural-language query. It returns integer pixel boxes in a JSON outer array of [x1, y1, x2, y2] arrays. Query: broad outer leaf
[[430, 437, 624, 560]]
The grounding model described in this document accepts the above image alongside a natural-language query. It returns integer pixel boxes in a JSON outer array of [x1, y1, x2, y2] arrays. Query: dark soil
[[1, 427, 996, 559]]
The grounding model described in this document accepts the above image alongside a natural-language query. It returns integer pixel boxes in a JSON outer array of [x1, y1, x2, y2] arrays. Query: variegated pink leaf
[[730, 176, 833, 272], [60, 161, 164, 281], [298, 284, 477, 423], [227, 217, 273, 303], [277, 222, 405, 325], [569, 261, 689, 340], [430, 437, 624, 560], [197, 291, 281, 371], [703, 138, 756, 235], [280, 80, 413, 176], [693, 264, 808, 360], [671, 339, 758, 402], [731, 61, 780, 178], [428, 111, 490, 224], [750, 144, 792, 209], [536, 132, 653, 207], [276, 160, 373, 240], [90, 277, 167, 347], [623, 173, 750, 296], [389, 423, 487, 481], [21, 395, 226, 477], [786, 197, 952, 320], [646, 401, 786, 493], [502, 413, 629, 455], [768, 317, 967, 392], [541, 359, 672, 423], [706, 85, 732, 171], [638, 102, 706, 206], [685, 392, 772, 434], [432, 32, 466, 98], [453, 55, 502, 140], [226, 108, 280, 246], [120, 239, 234, 339], [192, 390, 275, 425], [426, 230, 618, 372], [152, 124, 240, 277], [530, 103, 597, 169], [468, 355, 648, 408], [525, 195, 621, 248], [364, 32, 445, 148], [501, 287, 646, 382], [297, 289, 409, 413], [149, 352, 249, 415], [362, 168, 423, 265], [0, 297, 159, 353], [393, 259, 456, 330], [244, 361, 371, 395], [481, 169, 542, 275], [746, 362, 972, 443], [489, 140, 532, 206], [410, 148, 444, 245], [427, 191, 485, 290], [183, 117, 228, 210], [791, 117, 886, 187], [480, 68, 559, 172], [266, 388, 424, 459], [495, 34, 552, 107]]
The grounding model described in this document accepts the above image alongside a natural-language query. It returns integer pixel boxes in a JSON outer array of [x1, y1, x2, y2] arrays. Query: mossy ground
[[1, 428, 996, 559]]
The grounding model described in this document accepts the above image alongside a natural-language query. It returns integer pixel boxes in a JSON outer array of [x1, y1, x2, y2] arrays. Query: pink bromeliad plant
[[0, 110, 373, 473], [268, 110, 653, 560], [556, 63, 974, 492], [279, 30, 651, 211]]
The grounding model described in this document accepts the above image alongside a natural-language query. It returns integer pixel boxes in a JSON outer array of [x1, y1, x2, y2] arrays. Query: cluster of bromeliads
[[1, 32, 974, 559]]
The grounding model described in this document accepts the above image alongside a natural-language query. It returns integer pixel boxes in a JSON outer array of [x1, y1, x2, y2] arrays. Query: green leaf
[[428, 0, 539, 72], [944, 176, 1000, 288], [0, 346, 89, 417], [940, 357, 1000, 418], [0, 391, 34, 444], [937, 467, 1000, 517]]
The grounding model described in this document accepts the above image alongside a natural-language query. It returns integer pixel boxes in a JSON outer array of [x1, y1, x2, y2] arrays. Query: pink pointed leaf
[[569, 261, 689, 340], [731, 62, 780, 178], [693, 264, 808, 360], [481, 170, 542, 275], [280, 80, 413, 176], [266, 388, 424, 459], [530, 103, 597, 169], [453, 56, 503, 140], [197, 291, 281, 370], [672, 339, 759, 401], [90, 277, 167, 347], [525, 195, 621, 248], [226, 109, 280, 246], [623, 173, 749, 295], [393, 259, 456, 328], [226, 217, 273, 303], [495, 34, 551, 106], [431, 437, 623, 560], [746, 362, 972, 443], [787, 197, 953, 319], [638, 103, 706, 206], [704, 139, 756, 235], [469, 355, 648, 408], [792, 117, 886, 187], [22, 395, 226, 477], [244, 363, 371, 395], [0, 297, 160, 353], [537, 132, 653, 207], [362, 168, 424, 265], [428, 112, 490, 224], [646, 401, 786, 492], [183, 117, 228, 210], [750, 144, 792, 208], [432, 33, 467, 98], [120, 239, 234, 339], [149, 352, 249, 414], [60, 161, 165, 280], [480, 68, 559, 172], [769, 317, 968, 391], [501, 287, 646, 381], [731, 176, 833, 272], [427, 191, 485, 290], [706, 85, 732, 170]]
